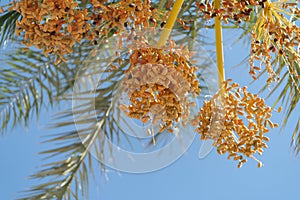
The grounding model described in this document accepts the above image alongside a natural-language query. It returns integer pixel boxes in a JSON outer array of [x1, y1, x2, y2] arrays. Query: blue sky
[[1, 2, 300, 200]]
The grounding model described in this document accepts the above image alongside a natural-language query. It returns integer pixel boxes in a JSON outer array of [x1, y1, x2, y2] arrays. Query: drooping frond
[[0, 9, 20, 46], [0, 42, 93, 134], [17, 50, 132, 199]]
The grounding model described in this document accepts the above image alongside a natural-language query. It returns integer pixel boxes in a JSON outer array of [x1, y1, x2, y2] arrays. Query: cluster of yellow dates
[[191, 80, 279, 168], [9, 0, 159, 64], [120, 38, 200, 133]]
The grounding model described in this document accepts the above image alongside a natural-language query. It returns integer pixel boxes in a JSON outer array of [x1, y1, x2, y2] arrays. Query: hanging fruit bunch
[[191, 79, 279, 168], [196, 0, 263, 24], [10, 0, 91, 64], [191, 0, 299, 167], [119, 34, 200, 133], [196, 0, 300, 90], [9, 0, 163, 64], [249, 1, 300, 90], [89, 0, 162, 36]]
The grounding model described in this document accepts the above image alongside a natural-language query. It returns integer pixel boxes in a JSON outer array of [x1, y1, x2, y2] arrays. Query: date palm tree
[[0, 0, 299, 199]]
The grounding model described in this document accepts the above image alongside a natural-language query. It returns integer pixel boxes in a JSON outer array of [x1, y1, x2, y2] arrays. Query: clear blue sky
[[0, 2, 300, 200]]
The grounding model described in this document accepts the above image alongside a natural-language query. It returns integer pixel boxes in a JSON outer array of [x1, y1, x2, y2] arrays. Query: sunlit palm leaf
[[256, 41, 300, 153], [0, 41, 94, 133], [0, 10, 20, 46], [18, 51, 131, 199]]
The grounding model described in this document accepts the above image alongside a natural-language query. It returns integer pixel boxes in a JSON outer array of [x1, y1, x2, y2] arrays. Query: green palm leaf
[[0, 10, 20, 46], [0, 42, 93, 134]]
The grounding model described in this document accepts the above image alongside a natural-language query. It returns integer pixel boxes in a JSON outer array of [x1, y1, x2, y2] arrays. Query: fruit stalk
[[157, 0, 185, 47], [214, 0, 225, 87]]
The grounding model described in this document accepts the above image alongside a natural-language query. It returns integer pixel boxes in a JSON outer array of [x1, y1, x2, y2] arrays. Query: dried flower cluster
[[191, 80, 278, 168], [196, 0, 264, 24], [9, 0, 161, 63], [249, 1, 300, 90], [119, 38, 200, 133]]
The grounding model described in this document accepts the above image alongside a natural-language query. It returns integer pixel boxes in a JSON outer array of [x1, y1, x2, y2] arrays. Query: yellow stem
[[157, 0, 185, 48], [214, 0, 225, 87]]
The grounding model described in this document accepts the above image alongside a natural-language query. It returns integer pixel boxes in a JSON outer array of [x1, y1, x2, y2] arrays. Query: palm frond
[[18, 51, 129, 199], [292, 118, 300, 154], [0, 9, 20, 46], [0, 42, 93, 134], [258, 49, 300, 153]]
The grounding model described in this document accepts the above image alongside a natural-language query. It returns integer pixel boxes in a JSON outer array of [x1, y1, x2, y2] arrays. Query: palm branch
[[0, 41, 93, 134], [0, 7, 20, 46]]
